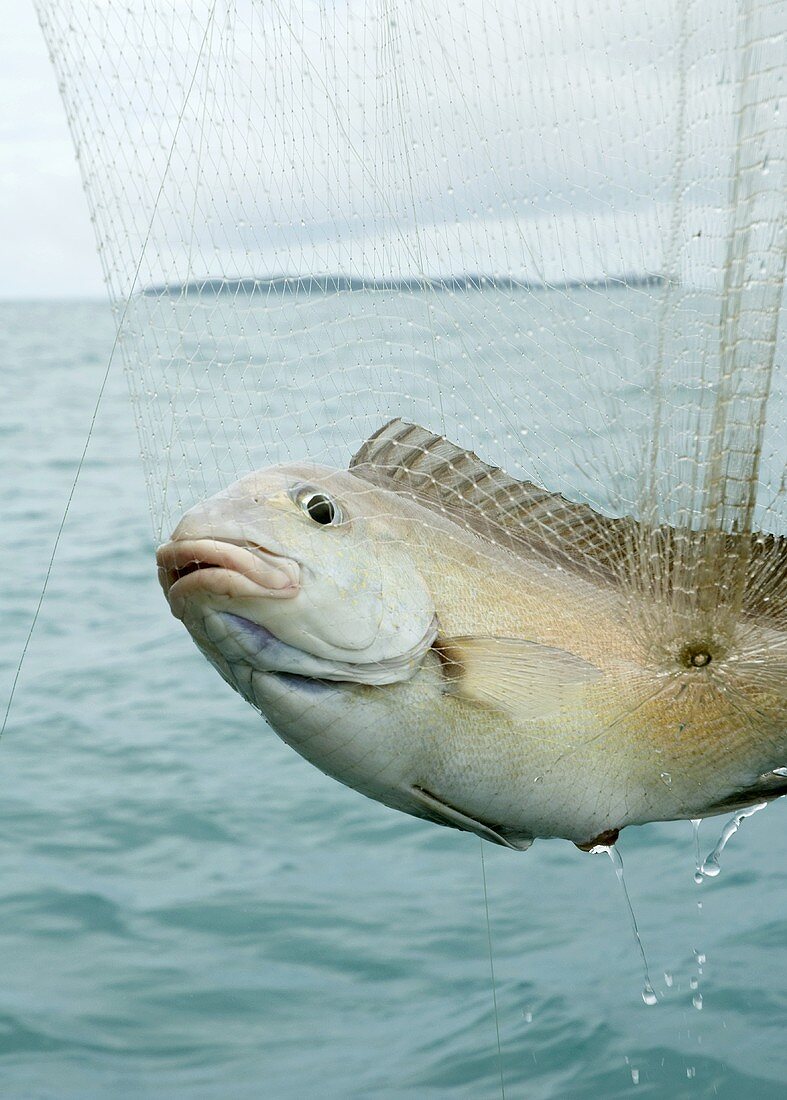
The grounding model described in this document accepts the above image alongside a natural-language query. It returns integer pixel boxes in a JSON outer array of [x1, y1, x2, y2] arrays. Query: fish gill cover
[[34, 0, 786, 843]]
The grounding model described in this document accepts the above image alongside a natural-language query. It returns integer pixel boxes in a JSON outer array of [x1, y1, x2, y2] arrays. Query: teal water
[[1, 299, 786, 1098]]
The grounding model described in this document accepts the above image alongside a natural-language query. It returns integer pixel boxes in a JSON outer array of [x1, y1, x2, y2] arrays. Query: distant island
[[143, 273, 666, 296]]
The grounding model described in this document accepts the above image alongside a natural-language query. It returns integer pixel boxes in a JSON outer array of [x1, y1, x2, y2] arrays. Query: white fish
[[156, 420, 787, 851]]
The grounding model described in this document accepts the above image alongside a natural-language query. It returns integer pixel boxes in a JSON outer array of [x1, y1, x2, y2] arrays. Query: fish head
[[156, 464, 438, 699]]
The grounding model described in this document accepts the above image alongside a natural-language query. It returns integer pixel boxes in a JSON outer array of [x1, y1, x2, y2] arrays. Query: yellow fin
[[350, 419, 787, 626], [436, 635, 602, 722], [350, 417, 635, 584]]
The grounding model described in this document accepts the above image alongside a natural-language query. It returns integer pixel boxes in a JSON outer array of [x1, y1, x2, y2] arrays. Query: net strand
[[1, 1, 222, 742], [480, 841, 507, 1100]]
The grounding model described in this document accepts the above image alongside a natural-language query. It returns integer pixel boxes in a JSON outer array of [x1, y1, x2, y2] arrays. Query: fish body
[[157, 423, 787, 850]]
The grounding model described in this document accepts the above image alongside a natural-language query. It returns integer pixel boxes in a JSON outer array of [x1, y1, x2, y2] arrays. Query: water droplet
[[533, 775, 543, 784], [659, 771, 672, 787], [642, 983, 658, 1006], [631, 1067, 640, 1085], [693, 871, 704, 885], [693, 992, 703, 1010], [664, 971, 673, 988], [523, 1009, 533, 1024], [690, 977, 698, 990], [687, 1066, 696, 1079], [773, 767, 787, 777], [694, 950, 706, 966]]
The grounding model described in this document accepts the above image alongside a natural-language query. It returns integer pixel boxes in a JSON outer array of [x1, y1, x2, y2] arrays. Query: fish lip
[[156, 537, 300, 614]]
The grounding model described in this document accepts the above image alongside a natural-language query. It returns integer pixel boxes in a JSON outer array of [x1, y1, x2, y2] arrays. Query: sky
[[0, 0, 769, 299], [6, 0, 684, 300], [0, 0, 678, 300], [0, 0, 104, 299]]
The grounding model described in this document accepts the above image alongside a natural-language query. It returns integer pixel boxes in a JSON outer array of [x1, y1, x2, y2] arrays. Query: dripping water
[[696, 803, 767, 880], [594, 845, 657, 1005], [690, 820, 707, 1010], [691, 818, 703, 884], [691, 949, 706, 1011]]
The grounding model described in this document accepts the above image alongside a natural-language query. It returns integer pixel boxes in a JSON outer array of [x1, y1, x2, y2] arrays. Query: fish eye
[[294, 487, 342, 526]]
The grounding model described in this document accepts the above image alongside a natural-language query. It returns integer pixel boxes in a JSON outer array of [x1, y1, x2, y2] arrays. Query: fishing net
[[35, 0, 786, 546], [30, 0, 787, 856]]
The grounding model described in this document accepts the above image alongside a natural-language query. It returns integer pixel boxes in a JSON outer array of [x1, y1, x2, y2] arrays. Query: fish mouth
[[156, 538, 300, 618]]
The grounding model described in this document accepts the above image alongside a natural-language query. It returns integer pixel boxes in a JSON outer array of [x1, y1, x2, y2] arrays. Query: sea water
[[1, 298, 786, 1098]]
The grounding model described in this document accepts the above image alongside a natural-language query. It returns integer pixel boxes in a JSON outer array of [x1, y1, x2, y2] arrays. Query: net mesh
[[34, 0, 786, 546]]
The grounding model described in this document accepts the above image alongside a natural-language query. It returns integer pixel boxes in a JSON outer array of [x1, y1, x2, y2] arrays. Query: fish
[[156, 419, 787, 852]]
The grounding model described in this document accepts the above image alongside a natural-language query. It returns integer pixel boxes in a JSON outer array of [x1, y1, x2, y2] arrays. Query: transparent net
[[33, 0, 787, 840], [35, 0, 785, 538]]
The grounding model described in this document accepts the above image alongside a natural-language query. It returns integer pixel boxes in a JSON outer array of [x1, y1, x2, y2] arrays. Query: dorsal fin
[[350, 419, 787, 625], [350, 418, 636, 585]]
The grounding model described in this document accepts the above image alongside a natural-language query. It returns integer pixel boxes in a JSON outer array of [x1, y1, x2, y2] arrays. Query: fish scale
[[157, 423, 787, 850]]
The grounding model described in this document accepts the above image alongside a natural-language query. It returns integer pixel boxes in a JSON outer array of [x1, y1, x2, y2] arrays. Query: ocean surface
[[1, 297, 786, 1099]]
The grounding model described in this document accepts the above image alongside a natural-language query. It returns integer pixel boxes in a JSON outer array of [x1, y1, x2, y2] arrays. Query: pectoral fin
[[410, 785, 532, 850], [435, 635, 602, 722]]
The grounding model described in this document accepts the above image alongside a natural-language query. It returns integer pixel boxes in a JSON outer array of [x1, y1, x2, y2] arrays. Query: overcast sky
[[11, 0, 683, 300], [0, 0, 767, 299], [0, 0, 104, 299], [2, 0, 678, 301]]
